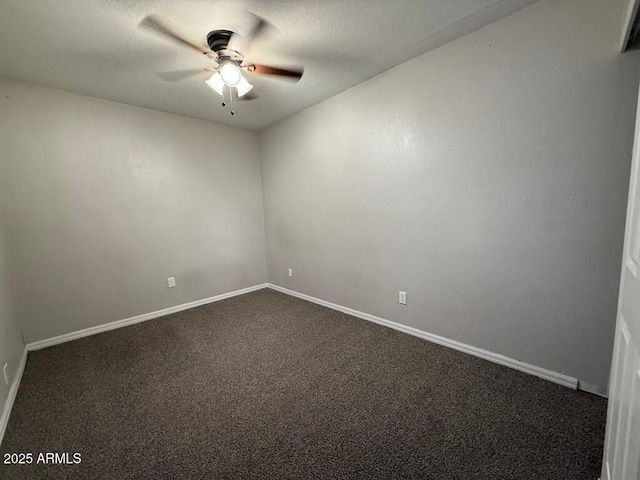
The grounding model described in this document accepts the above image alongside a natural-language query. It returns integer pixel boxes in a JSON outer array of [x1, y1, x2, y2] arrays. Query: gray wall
[[260, 0, 640, 395], [0, 213, 24, 413], [0, 79, 267, 343]]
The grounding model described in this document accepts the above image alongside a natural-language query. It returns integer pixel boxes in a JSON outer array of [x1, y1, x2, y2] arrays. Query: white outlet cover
[[288, 268, 293, 278], [168, 277, 176, 288], [3, 363, 9, 386], [399, 291, 407, 305]]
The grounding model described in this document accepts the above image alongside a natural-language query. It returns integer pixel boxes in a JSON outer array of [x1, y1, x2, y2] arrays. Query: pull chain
[[219, 87, 234, 116]]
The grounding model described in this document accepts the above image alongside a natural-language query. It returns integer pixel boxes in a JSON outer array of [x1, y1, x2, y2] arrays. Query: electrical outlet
[[399, 291, 407, 305], [3, 363, 9, 386], [288, 268, 293, 278], [167, 277, 176, 288]]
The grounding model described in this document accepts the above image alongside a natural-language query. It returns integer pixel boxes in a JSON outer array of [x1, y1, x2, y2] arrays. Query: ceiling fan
[[140, 13, 304, 115]]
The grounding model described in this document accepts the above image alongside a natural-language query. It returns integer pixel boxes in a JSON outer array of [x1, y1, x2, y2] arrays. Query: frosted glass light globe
[[220, 63, 241, 87]]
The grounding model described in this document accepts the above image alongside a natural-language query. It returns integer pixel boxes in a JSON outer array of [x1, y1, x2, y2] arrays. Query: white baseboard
[[27, 283, 268, 351], [0, 346, 28, 446], [267, 284, 579, 390], [577, 380, 607, 398]]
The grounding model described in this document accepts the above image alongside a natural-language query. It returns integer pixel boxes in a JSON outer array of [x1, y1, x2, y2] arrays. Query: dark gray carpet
[[1, 289, 606, 479]]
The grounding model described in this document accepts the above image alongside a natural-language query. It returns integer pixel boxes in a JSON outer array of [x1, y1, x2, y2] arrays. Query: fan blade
[[156, 67, 216, 82], [228, 13, 270, 53], [246, 64, 303, 81], [140, 15, 213, 57]]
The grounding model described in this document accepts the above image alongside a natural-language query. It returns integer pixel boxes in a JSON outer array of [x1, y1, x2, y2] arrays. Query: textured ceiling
[[0, 0, 538, 130]]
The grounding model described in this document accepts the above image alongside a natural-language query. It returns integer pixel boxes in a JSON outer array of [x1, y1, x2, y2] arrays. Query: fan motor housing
[[207, 29, 244, 63], [207, 30, 234, 53]]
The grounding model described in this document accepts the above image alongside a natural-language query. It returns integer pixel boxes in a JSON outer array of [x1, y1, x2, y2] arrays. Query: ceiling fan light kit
[[205, 68, 253, 96], [219, 61, 242, 86], [205, 72, 225, 95], [235, 76, 254, 97], [140, 13, 304, 118]]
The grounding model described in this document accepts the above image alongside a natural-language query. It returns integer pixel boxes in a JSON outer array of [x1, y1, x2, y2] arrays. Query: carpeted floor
[[0, 288, 606, 479]]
